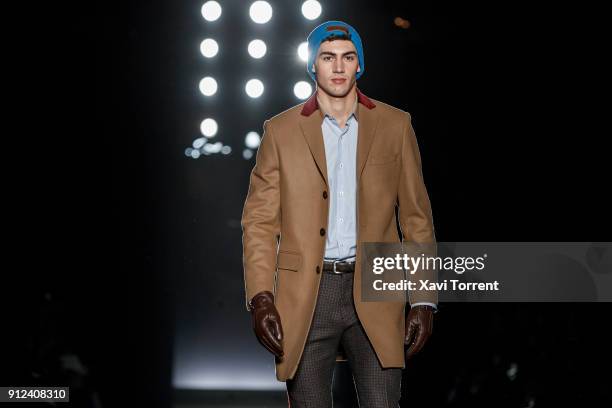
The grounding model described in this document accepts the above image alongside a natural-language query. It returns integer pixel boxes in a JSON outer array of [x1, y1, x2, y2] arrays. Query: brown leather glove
[[248, 290, 284, 358], [404, 305, 434, 359]]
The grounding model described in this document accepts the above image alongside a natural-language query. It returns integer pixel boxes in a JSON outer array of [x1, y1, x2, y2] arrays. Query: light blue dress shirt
[[318, 95, 437, 310], [321, 103, 359, 263]]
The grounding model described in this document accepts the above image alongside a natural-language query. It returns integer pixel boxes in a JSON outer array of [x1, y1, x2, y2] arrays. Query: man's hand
[[249, 291, 284, 358], [404, 305, 434, 359]]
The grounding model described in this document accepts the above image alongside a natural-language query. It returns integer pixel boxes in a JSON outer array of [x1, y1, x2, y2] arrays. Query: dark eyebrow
[[319, 51, 357, 57]]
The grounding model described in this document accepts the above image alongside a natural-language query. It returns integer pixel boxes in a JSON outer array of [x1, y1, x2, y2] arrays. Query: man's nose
[[333, 58, 345, 72]]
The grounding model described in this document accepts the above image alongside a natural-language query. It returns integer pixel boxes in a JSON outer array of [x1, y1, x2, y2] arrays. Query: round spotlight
[[245, 131, 261, 149], [184, 147, 193, 157], [249, 1, 273, 24], [221, 145, 232, 155], [204, 141, 223, 153], [199, 76, 218, 96], [245, 79, 264, 98], [243, 149, 254, 160], [200, 118, 218, 138], [301, 1, 321, 20], [190, 149, 201, 159], [248, 39, 267, 59], [297, 42, 308, 62], [293, 81, 312, 100], [192, 137, 206, 149], [201, 1, 222, 22], [200, 38, 219, 58]]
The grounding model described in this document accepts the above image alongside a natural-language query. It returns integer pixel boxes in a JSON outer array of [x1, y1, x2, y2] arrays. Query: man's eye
[[345, 56, 355, 60]]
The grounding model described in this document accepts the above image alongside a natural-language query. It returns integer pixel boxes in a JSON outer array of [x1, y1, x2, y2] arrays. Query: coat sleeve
[[397, 112, 438, 306], [241, 120, 281, 312]]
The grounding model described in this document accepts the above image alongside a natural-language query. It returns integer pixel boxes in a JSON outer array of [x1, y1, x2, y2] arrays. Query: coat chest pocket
[[368, 153, 399, 166], [276, 249, 302, 272]]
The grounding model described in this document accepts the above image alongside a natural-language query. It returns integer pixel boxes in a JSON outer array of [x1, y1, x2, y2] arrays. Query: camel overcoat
[[241, 87, 437, 381]]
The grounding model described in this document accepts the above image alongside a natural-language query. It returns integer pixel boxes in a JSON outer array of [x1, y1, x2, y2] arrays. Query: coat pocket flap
[[276, 250, 302, 272], [368, 153, 399, 165]]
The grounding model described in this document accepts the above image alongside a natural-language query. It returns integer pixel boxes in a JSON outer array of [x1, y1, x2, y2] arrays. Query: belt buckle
[[332, 259, 342, 274]]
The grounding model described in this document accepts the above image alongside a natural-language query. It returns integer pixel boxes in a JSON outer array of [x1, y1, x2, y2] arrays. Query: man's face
[[312, 39, 361, 98]]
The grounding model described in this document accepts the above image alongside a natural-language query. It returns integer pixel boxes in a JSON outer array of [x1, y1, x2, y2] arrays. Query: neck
[[315, 83, 358, 120]]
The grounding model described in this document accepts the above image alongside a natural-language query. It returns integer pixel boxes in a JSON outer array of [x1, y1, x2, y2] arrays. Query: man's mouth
[[331, 78, 346, 84]]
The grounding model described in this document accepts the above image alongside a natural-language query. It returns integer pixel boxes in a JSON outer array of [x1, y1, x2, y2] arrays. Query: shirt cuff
[[410, 302, 438, 313]]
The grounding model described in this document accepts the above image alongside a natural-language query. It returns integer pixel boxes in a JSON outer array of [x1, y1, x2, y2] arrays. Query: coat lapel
[[356, 100, 380, 184], [299, 111, 329, 187], [298, 88, 379, 188]]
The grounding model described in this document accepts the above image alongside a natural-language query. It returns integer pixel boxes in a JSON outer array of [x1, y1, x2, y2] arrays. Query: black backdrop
[[6, 1, 610, 407]]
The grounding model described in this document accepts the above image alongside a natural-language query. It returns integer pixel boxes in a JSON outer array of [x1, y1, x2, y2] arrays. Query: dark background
[[6, 0, 610, 407]]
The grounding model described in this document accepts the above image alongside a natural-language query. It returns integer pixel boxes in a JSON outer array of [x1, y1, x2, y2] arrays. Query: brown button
[[316, 265, 320, 274], [320, 228, 326, 236], [322, 191, 328, 199]]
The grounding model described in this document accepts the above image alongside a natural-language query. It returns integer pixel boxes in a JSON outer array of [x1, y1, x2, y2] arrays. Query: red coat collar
[[300, 87, 376, 116]]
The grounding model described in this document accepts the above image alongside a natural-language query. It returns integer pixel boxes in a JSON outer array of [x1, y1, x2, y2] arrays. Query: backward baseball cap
[[307, 20, 364, 82]]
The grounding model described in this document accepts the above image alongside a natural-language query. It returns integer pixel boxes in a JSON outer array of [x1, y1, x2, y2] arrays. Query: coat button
[[320, 228, 326, 236], [316, 265, 320, 274], [322, 190, 328, 199]]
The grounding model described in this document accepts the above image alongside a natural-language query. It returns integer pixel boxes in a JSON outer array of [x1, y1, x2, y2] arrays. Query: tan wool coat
[[241, 88, 437, 381]]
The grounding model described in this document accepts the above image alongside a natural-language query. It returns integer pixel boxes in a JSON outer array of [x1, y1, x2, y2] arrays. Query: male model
[[242, 20, 437, 407]]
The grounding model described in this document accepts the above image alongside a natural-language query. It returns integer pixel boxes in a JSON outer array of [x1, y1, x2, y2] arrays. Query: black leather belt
[[323, 259, 355, 274]]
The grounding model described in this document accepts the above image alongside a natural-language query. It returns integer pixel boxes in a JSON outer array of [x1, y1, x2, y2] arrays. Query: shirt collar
[[316, 92, 359, 122]]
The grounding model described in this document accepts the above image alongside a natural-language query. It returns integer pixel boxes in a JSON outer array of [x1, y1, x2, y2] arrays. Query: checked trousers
[[286, 270, 402, 407]]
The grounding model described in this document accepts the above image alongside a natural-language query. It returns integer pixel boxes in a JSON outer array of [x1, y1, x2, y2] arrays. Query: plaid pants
[[286, 271, 402, 407]]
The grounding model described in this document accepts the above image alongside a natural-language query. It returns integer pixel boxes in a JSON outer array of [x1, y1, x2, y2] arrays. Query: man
[[242, 20, 437, 407]]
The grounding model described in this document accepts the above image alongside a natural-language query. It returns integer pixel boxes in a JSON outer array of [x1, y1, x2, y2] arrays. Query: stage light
[[243, 149, 254, 160], [199, 77, 218, 96], [245, 79, 264, 98], [394, 17, 411, 29], [190, 149, 201, 159], [201, 1, 222, 22], [248, 39, 267, 59], [245, 131, 261, 149], [184, 147, 193, 157], [301, 1, 321, 20], [193, 137, 206, 149], [297, 42, 308, 62], [293, 81, 312, 100], [204, 141, 223, 153], [200, 38, 219, 58], [200, 118, 218, 137], [221, 145, 232, 155], [249, 1, 272, 24]]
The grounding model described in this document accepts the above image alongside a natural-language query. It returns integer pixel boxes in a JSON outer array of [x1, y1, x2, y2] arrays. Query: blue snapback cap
[[306, 20, 364, 82]]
